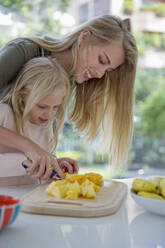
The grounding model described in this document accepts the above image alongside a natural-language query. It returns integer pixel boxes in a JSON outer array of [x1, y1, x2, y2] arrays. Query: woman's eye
[[99, 56, 104, 65]]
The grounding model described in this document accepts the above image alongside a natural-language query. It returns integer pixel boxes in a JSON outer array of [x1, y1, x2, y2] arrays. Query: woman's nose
[[97, 67, 106, 78]]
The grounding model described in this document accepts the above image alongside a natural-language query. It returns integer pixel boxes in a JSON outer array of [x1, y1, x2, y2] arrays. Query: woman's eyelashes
[[98, 56, 115, 73], [98, 55, 105, 65]]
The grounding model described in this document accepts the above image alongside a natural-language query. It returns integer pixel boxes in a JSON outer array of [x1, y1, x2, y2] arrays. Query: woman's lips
[[84, 73, 89, 81], [84, 69, 92, 81]]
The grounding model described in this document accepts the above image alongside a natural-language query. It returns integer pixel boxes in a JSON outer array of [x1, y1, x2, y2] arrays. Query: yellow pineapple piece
[[81, 179, 97, 198], [138, 191, 165, 200], [46, 172, 103, 200], [65, 173, 86, 184], [148, 176, 164, 194], [132, 178, 157, 193], [46, 180, 67, 198], [65, 172, 103, 186], [65, 181, 81, 200], [160, 179, 165, 197], [85, 173, 104, 187]]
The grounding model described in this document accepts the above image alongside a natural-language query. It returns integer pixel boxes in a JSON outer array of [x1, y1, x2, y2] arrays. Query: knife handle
[[22, 164, 56, 179]]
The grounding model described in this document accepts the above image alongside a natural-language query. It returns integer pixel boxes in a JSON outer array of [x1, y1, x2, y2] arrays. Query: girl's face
[[74, 31, 125, 84], [27, 92, 64, 126]]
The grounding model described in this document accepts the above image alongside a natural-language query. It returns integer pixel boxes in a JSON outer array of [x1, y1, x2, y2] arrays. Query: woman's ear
[[78, 29, 91, 46]]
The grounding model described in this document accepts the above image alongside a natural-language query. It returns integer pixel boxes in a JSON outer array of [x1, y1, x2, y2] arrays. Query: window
[[79, 3, 89, 23], [94, 0, 110, 16]]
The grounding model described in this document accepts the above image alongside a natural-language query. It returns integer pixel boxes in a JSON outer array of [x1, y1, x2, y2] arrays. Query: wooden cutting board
[[21, 180, 127, 218]]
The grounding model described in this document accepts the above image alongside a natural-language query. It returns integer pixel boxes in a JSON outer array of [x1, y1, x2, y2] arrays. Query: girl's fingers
[[60, 158, 79, 173], [71, 160, 79, 173], [52, 160, 65, 179], [60, 161, 73, 174], [67, 158, 79, 173]]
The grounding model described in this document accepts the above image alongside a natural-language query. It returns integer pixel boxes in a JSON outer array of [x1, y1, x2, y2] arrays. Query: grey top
[[0, 38, 51, 99]]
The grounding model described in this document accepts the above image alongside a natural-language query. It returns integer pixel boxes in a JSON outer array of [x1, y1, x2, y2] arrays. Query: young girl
[[0, 15, 138, 170], [0, 57, 78, 186]]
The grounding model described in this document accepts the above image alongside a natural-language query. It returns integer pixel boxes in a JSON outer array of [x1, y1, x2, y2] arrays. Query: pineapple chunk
[[46, 172, 103, 200]]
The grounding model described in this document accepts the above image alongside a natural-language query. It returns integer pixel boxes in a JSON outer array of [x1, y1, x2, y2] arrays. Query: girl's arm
[[0, 126, 65, 179]]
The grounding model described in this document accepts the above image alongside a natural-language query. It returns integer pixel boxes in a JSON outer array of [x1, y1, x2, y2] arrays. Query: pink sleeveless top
[[0, 103, 54, 186]]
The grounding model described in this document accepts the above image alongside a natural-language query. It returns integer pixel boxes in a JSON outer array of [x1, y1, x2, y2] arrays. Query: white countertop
[[0, 179, 165, 248]]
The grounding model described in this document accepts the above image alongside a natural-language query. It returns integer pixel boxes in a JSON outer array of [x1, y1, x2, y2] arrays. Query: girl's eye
[[99, 56, 104, 65], [37, 105, 46, 109], [53, 106, 58, 110]]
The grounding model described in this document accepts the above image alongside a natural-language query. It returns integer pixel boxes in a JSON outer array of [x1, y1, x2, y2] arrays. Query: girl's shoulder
[[0, 103, 13, 113], [0, 103, 15, 129], [0, 103, 14, 120]]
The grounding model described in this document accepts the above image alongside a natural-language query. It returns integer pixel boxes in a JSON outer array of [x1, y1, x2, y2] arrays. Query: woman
[[0, 14, 138, 173]]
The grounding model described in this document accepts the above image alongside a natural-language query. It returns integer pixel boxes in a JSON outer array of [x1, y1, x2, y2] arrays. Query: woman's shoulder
[[6, 37, 40, 53], [0, 38, 41, 90], [7, 37, 52, 57], [43, 35, 57, 42], [7, 37, 37, 46]]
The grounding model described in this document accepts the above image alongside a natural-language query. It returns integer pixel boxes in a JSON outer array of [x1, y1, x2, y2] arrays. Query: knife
[[22, 160, 57, 179]]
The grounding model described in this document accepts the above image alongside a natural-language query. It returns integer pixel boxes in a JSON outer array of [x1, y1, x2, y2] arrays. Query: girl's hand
[[57, 157, 79, 174], [23, 143, 65, 180]]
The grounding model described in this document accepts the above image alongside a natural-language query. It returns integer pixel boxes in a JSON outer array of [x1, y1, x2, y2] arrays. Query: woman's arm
[[0, 126, 65, 179], [0, 38, 40, 97]]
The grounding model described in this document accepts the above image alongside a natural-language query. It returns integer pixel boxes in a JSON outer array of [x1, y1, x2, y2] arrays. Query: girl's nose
[[45, 109, 56, 119]]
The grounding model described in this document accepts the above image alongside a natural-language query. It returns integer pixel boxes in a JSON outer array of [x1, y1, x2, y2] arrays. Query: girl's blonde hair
[[12, 15, 138, 168], [2, 57, 70, 152]]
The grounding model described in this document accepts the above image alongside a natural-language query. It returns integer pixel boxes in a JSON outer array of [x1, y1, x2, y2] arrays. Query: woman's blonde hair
[[2, 57, 70, 152], [13, 14, 138, 168]]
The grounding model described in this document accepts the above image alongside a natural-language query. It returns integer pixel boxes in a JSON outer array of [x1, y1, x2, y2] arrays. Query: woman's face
[[74, 31, 125, 84]]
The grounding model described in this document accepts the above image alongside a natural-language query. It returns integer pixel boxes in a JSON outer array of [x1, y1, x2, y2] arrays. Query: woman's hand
[[0, 126, 65, 180], [57, 157, 79, 174], [22, 155, 79, 180], [23, 142, 65, 180]]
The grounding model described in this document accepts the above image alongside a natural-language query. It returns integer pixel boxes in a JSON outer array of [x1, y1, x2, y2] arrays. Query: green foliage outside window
[[0, 0, 71, 39], [0, 0, 70, 14], [122, 0, 133, 15], [139, 84, 165, 139], [140, 3, 165, 17], [135, 32, 165, 56], [131, 69, 165, 169]]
